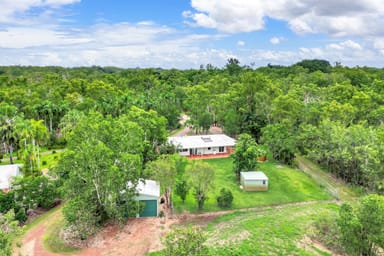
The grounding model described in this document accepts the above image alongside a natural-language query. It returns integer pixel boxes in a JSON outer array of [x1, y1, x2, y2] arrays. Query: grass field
[[0, 150, 61, 173], [173, 158, 331, 213], [206, 202, 338, 255]]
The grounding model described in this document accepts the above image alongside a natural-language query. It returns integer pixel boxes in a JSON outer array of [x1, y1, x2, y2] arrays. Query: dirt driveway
[[14, 207, 179, 256]]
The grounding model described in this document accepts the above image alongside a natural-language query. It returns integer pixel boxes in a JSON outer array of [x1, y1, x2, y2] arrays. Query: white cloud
[[270, 37, 285, 45], [237, 40, 245, 46], [0, 0, 383, 68], [185, 0, 384, 37], [0, 0, 80, 24], [0, 22, 230, 69]]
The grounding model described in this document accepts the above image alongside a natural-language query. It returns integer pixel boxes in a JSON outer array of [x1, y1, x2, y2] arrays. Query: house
[[168, 134, 236, 158], [0, 164, 21, 192], [240, 171, 268, 192], [133, 179, 160, 217]]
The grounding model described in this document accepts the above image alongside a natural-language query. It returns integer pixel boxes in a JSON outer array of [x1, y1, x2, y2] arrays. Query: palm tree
[[0, 103, 20, 164], [16, 119, 49, 176], [30, 119, 49, 172]]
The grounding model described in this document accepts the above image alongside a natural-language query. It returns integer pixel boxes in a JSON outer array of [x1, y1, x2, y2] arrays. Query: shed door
[[140, 200, 158, 217]]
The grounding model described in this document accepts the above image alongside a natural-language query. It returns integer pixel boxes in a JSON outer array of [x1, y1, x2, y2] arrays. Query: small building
[[240, 171, 268, 192], [168, 134, 236, 158], [134, 180, 160, 217], [0, 164, 21, 193]]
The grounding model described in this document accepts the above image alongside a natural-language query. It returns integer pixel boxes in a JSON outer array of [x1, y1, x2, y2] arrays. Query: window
[[208, 147, 211, 150], [179, 148, 188, 152], [219, 146, 225, 152], [262, 180, 266, 185]]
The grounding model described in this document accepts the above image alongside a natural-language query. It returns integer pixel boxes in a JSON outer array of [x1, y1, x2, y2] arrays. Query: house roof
[[168, 134, 236, 149], [0, 164, 21, 190], [241, 171, 268, 180], [134, 179, 160, 198]]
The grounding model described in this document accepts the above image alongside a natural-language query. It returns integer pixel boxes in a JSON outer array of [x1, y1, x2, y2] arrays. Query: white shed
[[0, 164, 21, 192], [240, 171, 268, 192]]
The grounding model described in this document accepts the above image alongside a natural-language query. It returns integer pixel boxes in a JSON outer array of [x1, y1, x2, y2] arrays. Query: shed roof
[[0, 164, 21, 190], [241, 171, 268, 180], [136, 179, 160, 198], [168, 134, 236, 149]]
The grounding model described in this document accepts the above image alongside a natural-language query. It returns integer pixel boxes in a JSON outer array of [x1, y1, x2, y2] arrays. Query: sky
[[0, 0, 383, 69]]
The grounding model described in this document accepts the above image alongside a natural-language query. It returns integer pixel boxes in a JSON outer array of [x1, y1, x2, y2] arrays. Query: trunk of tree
[[9, 144, 13, 164], [49, 116, 53, 133]]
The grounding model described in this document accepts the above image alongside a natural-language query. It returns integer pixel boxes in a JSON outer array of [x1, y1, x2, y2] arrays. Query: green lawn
[[173, 158, 331, 213], [206, 202, 338, 255], [0, 150, 61, 172]]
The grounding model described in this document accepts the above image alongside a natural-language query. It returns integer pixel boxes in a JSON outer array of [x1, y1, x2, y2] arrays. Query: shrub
[[175, 180, 189, 203], [42, 160, 47, 166], [311, 211, 343, 253], [162, 226, 209, 256], [216, 188, 234, 208]]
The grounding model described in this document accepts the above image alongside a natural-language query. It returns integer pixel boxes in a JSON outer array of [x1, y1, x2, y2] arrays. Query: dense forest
[[1, 59, 384, 193], [1, 59, 384, 253]]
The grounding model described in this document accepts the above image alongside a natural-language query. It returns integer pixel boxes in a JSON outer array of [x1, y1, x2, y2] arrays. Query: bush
[[311, 211, 344, 253], [216, 188, 234, 208], [175, 180, 189, 203], [162, 226, 209, 256], [15, 207, 28, 223], [42, 160, 47, 166]]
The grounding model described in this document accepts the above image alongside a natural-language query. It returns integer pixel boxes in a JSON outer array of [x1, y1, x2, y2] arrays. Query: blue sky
[[0, 0, 383, 68]]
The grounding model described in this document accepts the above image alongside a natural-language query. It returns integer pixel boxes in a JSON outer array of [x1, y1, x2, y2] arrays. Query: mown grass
[[40, 150, 62, 170], [173, 158, 331, 213], [43, 210, 79, 254], [0, 150, 61, 173], [206, 202, 339, 255]]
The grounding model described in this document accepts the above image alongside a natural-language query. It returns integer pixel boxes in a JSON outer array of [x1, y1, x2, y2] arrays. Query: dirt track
[[14, 200, 338, 256]]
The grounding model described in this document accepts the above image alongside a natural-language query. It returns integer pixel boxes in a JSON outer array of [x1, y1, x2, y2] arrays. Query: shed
[[135, 180, 160, 217], [240, 171, 268, 192], [0, 164, 21, 192]]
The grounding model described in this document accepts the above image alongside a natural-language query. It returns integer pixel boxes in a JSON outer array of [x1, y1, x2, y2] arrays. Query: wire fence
[[296, 156, 339, 200]]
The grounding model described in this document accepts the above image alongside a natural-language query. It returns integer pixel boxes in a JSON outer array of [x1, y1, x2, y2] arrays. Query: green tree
[[338, 194, 384, 256], [57, 112, 145, 238], [294, 59, 331, 73], [175, 179, 189, 203], [146, 155, 177, 208], [0, 103, 20, 164], [216, 188, 233, 208], [16, 119, 49, 176], [232, 133, 259, 180], [0, 210, 21, 256], [127, 106, 167, 162], [162, 226, 209, 256], [186, 161, 215, 211], [58, 109, 85, 139], [261, 121, 297, 165]]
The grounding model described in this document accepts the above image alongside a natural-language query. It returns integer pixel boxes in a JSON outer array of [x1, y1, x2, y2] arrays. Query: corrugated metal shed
[[135, 179, 160, 200], [128, 179, 160, 217], [240, 171, 269, 192]]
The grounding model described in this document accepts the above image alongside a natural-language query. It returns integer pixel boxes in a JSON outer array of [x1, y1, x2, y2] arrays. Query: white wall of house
[[178, 148, 190, 156], [179, 146, 227, 156]]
